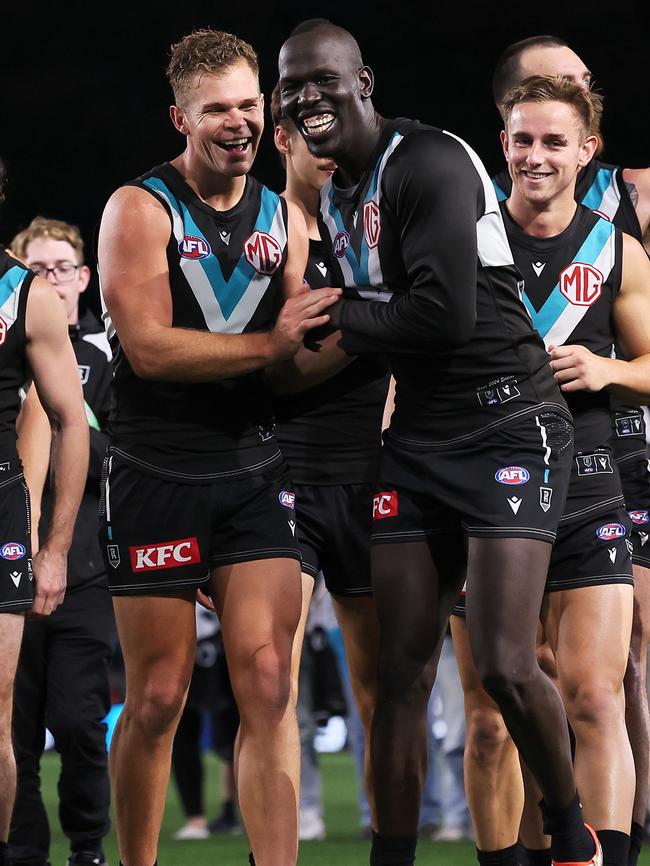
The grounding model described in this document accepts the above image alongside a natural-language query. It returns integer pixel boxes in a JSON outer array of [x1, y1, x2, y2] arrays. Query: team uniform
[[99, 164, 300, 594], [453, 204, 633, 615], [319, 119, 573, 555], [274, 239, 389, 596], [10, 311, 115, 866], [0, 252, 34, 613], [494, 160, 650, 566]]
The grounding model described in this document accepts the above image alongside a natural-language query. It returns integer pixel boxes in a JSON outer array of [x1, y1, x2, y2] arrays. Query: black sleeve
[[330, 132, 484, 354]]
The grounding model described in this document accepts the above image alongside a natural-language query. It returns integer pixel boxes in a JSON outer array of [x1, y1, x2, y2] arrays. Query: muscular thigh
[[0, 611, 25, 704], [543, 583, 634, 689]]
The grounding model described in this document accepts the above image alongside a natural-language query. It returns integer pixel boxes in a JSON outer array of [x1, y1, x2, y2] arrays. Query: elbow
[[127, 349, 164, 380]]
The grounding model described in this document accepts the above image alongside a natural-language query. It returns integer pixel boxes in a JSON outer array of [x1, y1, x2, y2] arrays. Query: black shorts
[[294, 482, 372, 597], [0, 469, 33, 613], [612, 409, 650, 567], [373, 411, 573, 547], [99, 449, 301, 596], [451, 445, 633, 615]]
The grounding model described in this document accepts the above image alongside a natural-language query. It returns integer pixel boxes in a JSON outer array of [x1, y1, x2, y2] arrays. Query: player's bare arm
[[25, 278, 88, 615], [99, 187, 339, 379], [623, 166, 650, 236], [549, 233, 650, 401], [16, 385, 51, 553]]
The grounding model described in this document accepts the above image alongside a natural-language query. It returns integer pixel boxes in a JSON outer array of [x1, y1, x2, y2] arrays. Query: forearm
[[607, 357, 650, 404], [124, 325, 276, 382], [41, 418, 89, 554], [330, 292, 475, 355]]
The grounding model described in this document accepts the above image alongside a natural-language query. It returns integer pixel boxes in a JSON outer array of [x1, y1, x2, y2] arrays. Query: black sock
[[476, 843, 521, 865], [597, 830, 629, 866], [524, 847, 552, 866], [222, 799, 235, 821], [540, 794, 594, 862], [370, 832, 418, 866], [248, 855, 255, 866], [0, 841, 7, 866], [628, 822, 644, 866]]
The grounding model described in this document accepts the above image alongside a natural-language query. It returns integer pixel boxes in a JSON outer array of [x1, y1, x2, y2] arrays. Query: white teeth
[[303, 113, 334, 133], [220, 138, 248, 148]]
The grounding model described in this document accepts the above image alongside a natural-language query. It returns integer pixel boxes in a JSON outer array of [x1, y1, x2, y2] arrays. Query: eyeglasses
[[30, 262, 81, 283]]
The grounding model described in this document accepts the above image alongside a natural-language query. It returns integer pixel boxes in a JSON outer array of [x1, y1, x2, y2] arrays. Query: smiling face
[[170, 59, 264, 178], [503, 99, 597, 208], [278, 27, 373, 165], [274, 119, 336, 193]]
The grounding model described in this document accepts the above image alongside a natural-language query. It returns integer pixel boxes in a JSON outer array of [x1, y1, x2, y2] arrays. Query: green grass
[[39, 749, 649, 865]]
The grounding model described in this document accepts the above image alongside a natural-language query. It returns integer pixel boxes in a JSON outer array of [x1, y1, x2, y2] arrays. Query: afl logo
[[559, 262, 603, 307], [179, 236, 211, 259], [495, 466, 530, 485], [279, 490, 295, 508], [630, 510, 649, 525], [364, 200, 381, 248], [0, 316, 6, 346], [596, 522, 626, 540], [333, 230, 350, 258], [1, 542, 26, 560], [244, 231, 283, 275]]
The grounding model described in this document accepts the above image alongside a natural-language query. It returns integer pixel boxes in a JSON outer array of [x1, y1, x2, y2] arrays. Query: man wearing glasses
[[8, 218, 114, 866]]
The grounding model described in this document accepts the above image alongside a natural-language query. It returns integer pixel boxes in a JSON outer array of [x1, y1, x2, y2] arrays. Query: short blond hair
[[502, 74, 603, 141], [167, 28, 259, 105], [11, 216, 85, 263]]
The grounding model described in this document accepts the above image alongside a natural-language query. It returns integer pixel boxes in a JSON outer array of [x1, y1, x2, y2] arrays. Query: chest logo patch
[[179, 235, 212, 259], [0, 316, 6, 346], [364, 200, 381, 249], [333, 230, 350, 259], [559, 262, 603, 307], [244, 231, 283, 275]]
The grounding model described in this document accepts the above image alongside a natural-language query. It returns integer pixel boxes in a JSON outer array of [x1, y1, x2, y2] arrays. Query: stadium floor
[[41, 749, 649, 866]]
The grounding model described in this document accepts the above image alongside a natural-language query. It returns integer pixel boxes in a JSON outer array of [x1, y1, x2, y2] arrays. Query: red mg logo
[[559, 262, 603, 306], [0, 317, 6, 346], [244, 231, 283, 275], [364, 200, 381, 248]]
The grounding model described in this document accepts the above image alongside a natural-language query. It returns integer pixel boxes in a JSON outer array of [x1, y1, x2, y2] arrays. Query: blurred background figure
[[171, 606, 240, 841], [9, 217, 114, 866]]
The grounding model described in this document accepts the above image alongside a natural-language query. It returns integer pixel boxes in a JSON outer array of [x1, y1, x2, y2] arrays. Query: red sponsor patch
[[372, 491, 398, 519], [363, 200, 381, 248], [244, 231, 283, 275], [559, 262, 603, 306], [0, 317, 6, 346], [129, 536, 201, 572]]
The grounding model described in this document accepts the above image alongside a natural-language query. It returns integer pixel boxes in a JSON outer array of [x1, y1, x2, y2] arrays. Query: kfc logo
[[364, 200, 381, 248], [559, 262, 603, 306], [244, 231, 283, 275], [129, 537, 201, 571], [179, 236, 211, 259], [373, 491, 398, 520]]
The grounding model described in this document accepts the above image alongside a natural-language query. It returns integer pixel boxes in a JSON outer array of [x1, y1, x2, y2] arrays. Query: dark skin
[[278, 25, 386, 186]]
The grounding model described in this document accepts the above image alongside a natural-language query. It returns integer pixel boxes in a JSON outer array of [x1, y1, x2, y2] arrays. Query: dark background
[[2, 0, 648, 314]]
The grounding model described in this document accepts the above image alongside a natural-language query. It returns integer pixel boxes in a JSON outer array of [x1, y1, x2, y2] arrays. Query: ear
[[169, 104, 189, 135], [500, 128, 509, 161], [578, 133, 598, 168], [78, 265, 91, 293], [359, 65, 374, 99], [274, 124, 291, 156]]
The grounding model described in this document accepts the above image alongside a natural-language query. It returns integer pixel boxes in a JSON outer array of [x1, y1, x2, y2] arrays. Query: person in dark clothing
[[9, 217, 115, 866], [279, 20, 600, 866]]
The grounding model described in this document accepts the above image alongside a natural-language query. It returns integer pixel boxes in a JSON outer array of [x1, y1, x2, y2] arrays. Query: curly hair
[[167, 28, 258, 105]]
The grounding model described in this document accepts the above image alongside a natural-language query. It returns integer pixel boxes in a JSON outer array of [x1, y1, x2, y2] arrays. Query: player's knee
[[377, 652, 431, 705], [466, 702, 511, 765], [131, 678, 187, 739], [245, 643, 292, 714], [479, 657, 536, 709], [564, 676, 623, 728]]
